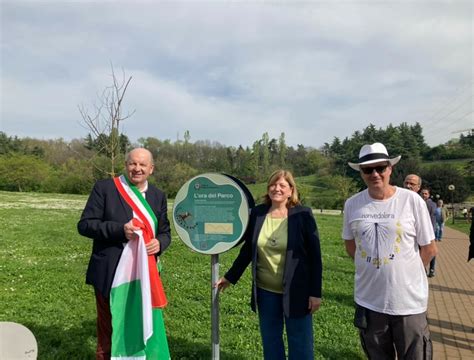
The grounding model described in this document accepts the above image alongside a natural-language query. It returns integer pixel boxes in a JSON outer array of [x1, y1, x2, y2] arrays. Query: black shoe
[[428, 270, 435, 278]]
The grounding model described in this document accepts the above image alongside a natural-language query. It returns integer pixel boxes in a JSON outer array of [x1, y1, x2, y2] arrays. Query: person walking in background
[[421, 187, 437, 278], [434, 200, 448, 242], [404, 174, 422, 194], [215, 169, 322, 360], [469, 206, 474, 261], [77, 148, 171, 360], [343, 143, 437, 360]]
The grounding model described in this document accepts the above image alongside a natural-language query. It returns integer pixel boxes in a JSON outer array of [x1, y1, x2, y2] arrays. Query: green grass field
[[446, 221, 471, 236], [0, 191, 363, 359]]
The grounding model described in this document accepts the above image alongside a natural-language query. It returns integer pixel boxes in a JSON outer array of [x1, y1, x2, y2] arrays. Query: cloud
[[1, 1, 472, 147]]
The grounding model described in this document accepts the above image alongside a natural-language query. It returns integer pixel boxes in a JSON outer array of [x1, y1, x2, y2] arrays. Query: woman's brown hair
[[262, 169, 301, 208]]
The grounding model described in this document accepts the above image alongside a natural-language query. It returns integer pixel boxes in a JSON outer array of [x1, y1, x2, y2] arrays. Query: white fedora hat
[[348, 142, 401, 171]]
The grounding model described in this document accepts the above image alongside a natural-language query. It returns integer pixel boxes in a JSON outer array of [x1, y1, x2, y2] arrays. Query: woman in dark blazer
[[216, 169, 322, 360]]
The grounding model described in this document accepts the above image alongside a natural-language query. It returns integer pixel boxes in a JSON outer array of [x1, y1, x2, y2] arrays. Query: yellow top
[[256, 215, 288, 293]]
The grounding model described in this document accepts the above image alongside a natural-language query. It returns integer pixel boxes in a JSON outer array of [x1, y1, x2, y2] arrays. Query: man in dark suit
[[78, 148, 171, 360]]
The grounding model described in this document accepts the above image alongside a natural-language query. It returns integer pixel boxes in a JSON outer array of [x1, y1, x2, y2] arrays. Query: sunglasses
[[360, 165, 388, 175]]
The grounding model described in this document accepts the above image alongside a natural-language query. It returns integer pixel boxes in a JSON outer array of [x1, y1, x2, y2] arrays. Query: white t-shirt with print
[[342, 186, 435, 315]]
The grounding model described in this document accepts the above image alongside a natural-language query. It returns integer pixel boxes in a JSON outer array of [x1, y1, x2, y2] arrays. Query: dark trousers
[[429, 256, 436, 273], [95, 289, 112, 360], [357, 306, 432, 360]]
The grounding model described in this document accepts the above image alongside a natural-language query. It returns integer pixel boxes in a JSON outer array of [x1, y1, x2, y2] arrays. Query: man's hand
[[420, 240, 438, 266], [146, 238, 161, 255], [345, 239, 356, 260], [124, 220, 139, 241]]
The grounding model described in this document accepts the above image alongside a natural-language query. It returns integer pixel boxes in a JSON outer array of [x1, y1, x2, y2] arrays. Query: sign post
[[211, 254, 219, 359], [172, 173, 254, 359], [448, 184, 455, 224]]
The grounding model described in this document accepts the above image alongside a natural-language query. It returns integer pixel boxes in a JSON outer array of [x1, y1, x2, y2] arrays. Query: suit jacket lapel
[[144, 188, 159, 214]]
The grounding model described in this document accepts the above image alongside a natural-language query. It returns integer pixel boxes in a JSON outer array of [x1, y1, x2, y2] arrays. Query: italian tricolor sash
[[110, 175, 170, 359]]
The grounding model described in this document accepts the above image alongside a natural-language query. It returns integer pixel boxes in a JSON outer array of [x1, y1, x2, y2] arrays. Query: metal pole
[[451, 191, 455, 225], [211, 254, 220, 360]]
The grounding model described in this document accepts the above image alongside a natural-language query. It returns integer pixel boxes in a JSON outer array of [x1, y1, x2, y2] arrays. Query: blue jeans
[[256, 287, 314, 360], [435, 221, 444, 240]]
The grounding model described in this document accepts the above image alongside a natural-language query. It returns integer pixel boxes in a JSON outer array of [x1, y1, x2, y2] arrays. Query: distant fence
[[312, 209, 342, 216]]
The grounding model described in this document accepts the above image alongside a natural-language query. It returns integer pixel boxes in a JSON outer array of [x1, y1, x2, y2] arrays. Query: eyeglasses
[[360, 165, 388, 175]]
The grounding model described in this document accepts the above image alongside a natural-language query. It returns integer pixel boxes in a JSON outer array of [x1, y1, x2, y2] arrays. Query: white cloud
[[1, 1, 472, 148]]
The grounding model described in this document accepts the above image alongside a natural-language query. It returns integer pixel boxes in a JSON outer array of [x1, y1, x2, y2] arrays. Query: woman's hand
[[214, 277, 231, 292], [308, 296, 322, 314]]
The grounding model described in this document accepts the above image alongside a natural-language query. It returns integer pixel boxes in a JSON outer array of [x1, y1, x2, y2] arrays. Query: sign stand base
[[211, 254, 220, 360]]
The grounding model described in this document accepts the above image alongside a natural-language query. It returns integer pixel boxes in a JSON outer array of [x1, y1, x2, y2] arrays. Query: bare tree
[[78, 64, 134, 177]]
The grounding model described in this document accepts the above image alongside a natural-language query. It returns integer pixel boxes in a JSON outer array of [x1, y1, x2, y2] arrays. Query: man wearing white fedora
[[342, 142, 438, 359]]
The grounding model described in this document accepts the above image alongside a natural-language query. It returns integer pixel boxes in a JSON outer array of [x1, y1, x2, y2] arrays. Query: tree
[[0, 154, 51, 192], [332, 175, 358, 211], [0, 132, 23, 154], [421, 165, 470, 203], [306, 149, 331, 176], [261, 132, 270, 176], [251, 140, 260, 180], [278, 132, 287, 167], [233, 146, 254, 182], [391, 157, 421, 188], [42, 158, 95, 194], [78, 65, 134, 177]]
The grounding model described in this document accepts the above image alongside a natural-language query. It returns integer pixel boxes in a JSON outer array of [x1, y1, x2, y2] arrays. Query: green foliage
[[153, 161, 199, 198], [423, 131, 473, 161], [0, 132, 44, 156], [44, 158, 95, 194], [1, 125, 472, 202], [324, 122, 429, 188], [0, 191, 363, 359], [0, 154, 51, 192], [420, 164, 470, 203], [446, 222, 471, 236], [84, 132, 130, 158]]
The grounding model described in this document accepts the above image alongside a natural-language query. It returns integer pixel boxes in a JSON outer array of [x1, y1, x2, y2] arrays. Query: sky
[[1, 1, 473, 149]]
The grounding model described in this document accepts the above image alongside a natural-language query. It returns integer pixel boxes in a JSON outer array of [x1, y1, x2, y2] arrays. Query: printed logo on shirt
[[354, 217, 402, 269], [361, 212, 395, 220]]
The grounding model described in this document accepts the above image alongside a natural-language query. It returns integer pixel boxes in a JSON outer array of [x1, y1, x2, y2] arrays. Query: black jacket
[[225, 204, 322, 318], [77, 178, 171, 297]]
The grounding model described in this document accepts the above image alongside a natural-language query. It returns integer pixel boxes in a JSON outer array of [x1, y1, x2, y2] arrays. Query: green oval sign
[[173, 173, 251, 254]]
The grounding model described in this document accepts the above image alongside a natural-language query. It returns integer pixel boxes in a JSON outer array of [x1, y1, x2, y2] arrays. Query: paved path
[[427, 226, 473, 359]]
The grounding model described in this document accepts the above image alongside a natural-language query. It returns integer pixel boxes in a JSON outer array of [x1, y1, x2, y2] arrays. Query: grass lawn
[[446, 220, 471, 236], [0, 191, 363, 359]]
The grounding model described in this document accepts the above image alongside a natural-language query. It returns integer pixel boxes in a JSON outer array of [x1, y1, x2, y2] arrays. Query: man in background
[[404, 174, 422, 193], [421, 187, 437, 277]]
